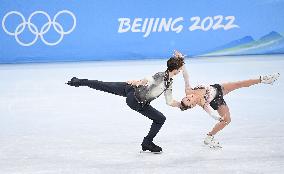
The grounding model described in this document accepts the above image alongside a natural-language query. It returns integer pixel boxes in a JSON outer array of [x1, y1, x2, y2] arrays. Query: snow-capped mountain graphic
[[201, 31, 284, 56]]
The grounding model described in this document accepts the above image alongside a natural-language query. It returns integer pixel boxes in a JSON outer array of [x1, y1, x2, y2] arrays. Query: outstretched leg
[[67, 77, 128, 97], [222, 73, 280, 96], [222, 78, 260, 96]]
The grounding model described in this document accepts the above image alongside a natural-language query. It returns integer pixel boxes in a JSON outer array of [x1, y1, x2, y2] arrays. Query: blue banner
[[1, 0, 284, 63]]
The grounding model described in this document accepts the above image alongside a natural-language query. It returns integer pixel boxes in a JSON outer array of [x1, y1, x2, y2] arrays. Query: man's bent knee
[[155, 115, 166, 124]]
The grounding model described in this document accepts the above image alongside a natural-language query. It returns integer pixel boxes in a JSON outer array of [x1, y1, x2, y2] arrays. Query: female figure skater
[[180, 68, 280, 148], [66, 51, 186, 153]]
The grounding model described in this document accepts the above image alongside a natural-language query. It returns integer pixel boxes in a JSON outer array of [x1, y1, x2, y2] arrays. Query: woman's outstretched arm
[[173, 50, 192, 94], [182, 66, 193, 95]]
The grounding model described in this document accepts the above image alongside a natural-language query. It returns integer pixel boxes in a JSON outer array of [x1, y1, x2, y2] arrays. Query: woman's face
[[182, 94, 197, 108]]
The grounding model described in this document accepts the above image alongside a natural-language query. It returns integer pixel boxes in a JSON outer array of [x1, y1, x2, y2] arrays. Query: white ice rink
[[0, 55, 284, 174]]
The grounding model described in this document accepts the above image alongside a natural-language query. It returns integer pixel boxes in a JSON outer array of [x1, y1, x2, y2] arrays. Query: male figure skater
[[66, 51, 186, 153]]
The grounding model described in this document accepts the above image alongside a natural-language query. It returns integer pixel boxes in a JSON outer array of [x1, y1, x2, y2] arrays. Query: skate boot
[[66, 77, 86, 87], [204, 135, 222, 148], [204, 134, 213, 145], [260, 73, 280, 85], [141, 138, 162, 153]]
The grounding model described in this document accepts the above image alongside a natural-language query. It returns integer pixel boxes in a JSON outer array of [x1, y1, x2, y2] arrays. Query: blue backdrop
[[1, 0, 284, 63]]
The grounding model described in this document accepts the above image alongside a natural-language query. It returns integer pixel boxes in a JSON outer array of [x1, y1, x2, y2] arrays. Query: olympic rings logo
[[2, 10, 76, 46]]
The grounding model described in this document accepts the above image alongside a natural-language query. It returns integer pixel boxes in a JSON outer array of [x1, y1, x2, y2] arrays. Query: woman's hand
[[173, 50, 185, 58], [210, 114, 223, 121], [203, 104, 223, 121]]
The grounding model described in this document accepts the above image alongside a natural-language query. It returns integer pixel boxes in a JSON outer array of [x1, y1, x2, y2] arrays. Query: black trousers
[[79, 79, 166, 142]]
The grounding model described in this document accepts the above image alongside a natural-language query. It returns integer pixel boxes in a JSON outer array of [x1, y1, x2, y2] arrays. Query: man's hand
[[168, 100, 181, 108], [127, 79, 148, 87]]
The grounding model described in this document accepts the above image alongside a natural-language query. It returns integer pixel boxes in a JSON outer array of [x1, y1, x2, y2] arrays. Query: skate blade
[[139, 150, 163, 154], [208, 145, 222, 149], [203, 144, 222, 149]]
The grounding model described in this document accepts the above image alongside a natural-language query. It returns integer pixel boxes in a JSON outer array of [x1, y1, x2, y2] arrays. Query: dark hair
[[167, 56, 185, 72], [180, 100, 191, 111]]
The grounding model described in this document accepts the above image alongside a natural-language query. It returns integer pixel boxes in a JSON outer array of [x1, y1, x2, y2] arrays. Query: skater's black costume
[[67, 71, 174, 152], [193, 84, 226, 110]]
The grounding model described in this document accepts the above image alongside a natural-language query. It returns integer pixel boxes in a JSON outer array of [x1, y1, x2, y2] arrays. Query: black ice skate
[[66, 77, 81, 87], [141, 139, 163, 154]]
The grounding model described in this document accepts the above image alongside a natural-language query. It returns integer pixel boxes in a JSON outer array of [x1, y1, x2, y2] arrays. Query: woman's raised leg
[[222, 78, 260, 96]]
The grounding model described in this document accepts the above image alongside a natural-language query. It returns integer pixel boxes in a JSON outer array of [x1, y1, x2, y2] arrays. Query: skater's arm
[[173, 50, 191, 94], [202, 104, 223, 121], [182, 66, 192, 95], [127, 72, 160, 87], [170, 100, 182, 108], [164, 84, 181, 108], [174, 50, 192, 94], [127, 75, 154, 86], [127, 79, 148, 86]]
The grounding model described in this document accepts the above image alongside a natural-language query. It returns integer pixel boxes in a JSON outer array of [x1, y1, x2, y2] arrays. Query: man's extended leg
[[67, 77, 128, 97]]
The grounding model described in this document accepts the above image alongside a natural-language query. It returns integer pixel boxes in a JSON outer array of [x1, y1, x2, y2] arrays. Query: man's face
[[172, 67, 183, 76]]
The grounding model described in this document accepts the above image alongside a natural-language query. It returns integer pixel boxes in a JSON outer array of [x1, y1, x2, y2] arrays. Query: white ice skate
[[260, 73, 280, 85], [204, 135, 222, 148]]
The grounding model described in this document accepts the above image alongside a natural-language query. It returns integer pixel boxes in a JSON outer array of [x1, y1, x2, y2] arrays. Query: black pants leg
[[126, 90, 166, 142], [138, 105, 166, 142], [78, 79, 128, 97], [78, 79, 166, 142]]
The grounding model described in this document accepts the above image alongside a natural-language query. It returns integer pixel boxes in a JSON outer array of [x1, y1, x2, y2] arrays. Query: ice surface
[[0, 55, 284, 173]]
